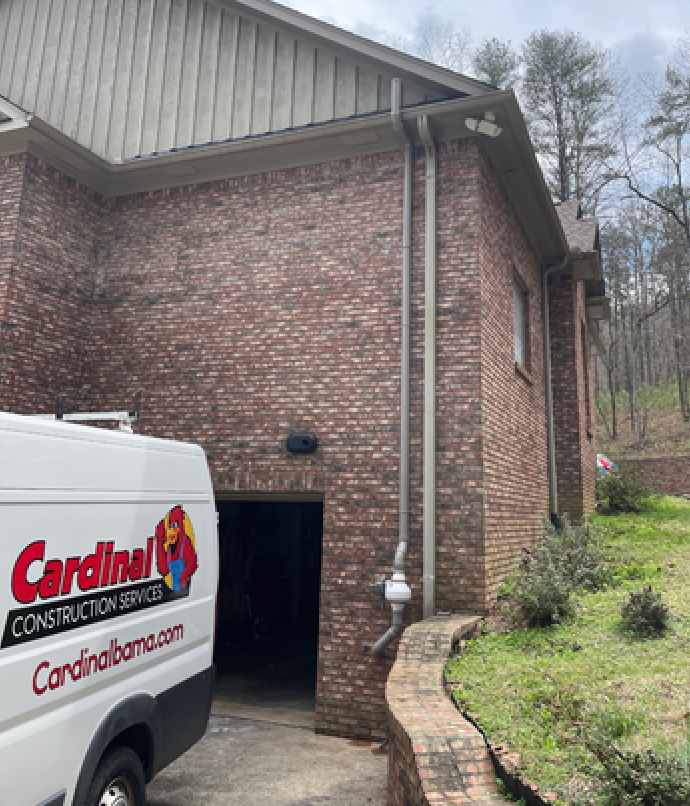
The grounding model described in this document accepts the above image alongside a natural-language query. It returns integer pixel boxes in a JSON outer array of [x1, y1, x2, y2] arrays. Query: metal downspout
[[543, 256, 569, 525], [371, 78, 412, 656], [418, 115, 436, 620]]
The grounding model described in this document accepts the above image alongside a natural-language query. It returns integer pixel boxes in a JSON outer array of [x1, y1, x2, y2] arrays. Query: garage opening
[[213, 498, 323, 727]]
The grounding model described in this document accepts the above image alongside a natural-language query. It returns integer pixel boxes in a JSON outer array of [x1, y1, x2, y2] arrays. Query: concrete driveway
[[146, 714, 388, 806]]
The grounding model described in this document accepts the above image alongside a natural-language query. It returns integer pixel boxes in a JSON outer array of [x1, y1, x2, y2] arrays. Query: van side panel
[[0, 415, 218, 806], [155, 666, 215, 772]]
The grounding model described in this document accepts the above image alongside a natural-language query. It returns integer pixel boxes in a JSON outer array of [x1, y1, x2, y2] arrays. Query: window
[[513, 272, 529, 371]]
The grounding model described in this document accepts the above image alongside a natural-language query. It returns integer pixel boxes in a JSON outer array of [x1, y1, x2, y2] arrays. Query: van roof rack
[[31, 392, 142, 433]]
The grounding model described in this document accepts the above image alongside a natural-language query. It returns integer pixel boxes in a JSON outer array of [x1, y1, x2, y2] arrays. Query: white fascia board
[[218, 0, 493, 97], [0, 95, 30, 123]]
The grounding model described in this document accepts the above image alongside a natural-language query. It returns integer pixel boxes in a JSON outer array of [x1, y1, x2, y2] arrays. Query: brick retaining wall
[[619, 456, 690, 496], [386, 616, 504, 805]]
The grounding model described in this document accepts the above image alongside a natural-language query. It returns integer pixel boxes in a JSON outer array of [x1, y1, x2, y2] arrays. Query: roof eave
[[0, 91, 567, 261], [431, 91, 568, 263]]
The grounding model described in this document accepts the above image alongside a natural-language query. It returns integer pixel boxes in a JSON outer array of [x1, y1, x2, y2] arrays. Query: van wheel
[[85, 747, 145, 806]]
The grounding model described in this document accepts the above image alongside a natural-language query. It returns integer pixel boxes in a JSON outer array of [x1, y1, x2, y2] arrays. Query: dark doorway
[[213, 499, 323, 725]]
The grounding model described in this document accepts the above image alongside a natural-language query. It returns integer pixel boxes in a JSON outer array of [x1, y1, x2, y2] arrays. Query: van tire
[[84, 747, 145, 806]]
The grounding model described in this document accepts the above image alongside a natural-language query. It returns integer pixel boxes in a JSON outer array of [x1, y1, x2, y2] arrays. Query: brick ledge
[[385, 615, 506, 805]]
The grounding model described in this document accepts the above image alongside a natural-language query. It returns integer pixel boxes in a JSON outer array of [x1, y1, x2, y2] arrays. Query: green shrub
[[620, 586, 670, 636], [598, 470, 653, 513], [512, 555, 573, 627], [585, 732, 690, 806], [549, 516, 609, 592], [510, 517, 608, 627]]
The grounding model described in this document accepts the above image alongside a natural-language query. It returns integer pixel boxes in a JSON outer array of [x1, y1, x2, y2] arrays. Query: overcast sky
[[283, 0, 690, 79]]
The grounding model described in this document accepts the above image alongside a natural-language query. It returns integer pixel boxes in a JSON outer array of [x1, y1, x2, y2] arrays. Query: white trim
[[0, 95, 31, 133], [513, 274, 526, 368], [0, 95, 30, 122]]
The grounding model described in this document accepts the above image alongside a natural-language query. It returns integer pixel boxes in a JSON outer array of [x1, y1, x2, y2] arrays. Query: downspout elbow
[[370, 605, 405, 656]]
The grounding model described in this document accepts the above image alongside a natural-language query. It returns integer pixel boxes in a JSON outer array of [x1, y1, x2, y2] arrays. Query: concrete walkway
[[146, 714, 388, 806], [212, 668, 316, 730]]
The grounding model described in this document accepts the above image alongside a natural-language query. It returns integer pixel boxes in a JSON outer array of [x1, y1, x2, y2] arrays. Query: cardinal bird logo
[[155, 505, 198, 592]]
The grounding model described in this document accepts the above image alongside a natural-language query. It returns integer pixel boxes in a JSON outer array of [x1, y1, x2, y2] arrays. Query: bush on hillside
[[585, 731, 690, 806], [510, 517, 608, 627], [620, 585, 670, 636], [597, 470, 653, 513]]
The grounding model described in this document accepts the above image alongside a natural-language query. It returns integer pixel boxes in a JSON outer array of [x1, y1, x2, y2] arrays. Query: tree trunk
[[622, 311, 635, 431], [609, 361, 617, 440], [671, 260, 688, 420]]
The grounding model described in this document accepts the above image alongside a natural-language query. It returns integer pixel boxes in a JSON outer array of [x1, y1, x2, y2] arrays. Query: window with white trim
[[513, 272, 529, 369]]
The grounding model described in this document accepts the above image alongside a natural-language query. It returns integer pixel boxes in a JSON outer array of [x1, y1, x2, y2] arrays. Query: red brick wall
[[478, 150, 550, 603], [81, 142, 497, 737], [577, 281, 597, 515], [549, 275, 597, 520], [0, 145, 595, 739], [0, 155, 100, 415], [90, 153, 411, 739], [0, 154, 26, 403], [423, 140, 485, 616], [619, 456, 690, 495]]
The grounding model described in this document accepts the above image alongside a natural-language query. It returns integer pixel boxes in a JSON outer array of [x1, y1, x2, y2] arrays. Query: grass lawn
[[445, 495, 690, 805]]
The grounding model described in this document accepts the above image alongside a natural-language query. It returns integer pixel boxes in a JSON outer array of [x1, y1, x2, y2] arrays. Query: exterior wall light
[[465, 111, 502, 138]]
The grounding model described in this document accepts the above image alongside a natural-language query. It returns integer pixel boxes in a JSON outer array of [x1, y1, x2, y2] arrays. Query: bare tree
[[379, 14, 472, 75], [412, 15, 472, 73], [616, 38, 690, 252], [608, 37, 690, 421]]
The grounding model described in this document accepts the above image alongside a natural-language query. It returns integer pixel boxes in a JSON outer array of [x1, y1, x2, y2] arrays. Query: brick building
[[0, 0, 606, 738]]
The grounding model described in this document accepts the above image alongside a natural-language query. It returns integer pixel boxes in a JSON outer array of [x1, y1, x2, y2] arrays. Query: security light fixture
[[465, 111, 502, 139]]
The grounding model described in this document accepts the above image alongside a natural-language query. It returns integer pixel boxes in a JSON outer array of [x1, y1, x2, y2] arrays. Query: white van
[[0, 412, 218, 806]]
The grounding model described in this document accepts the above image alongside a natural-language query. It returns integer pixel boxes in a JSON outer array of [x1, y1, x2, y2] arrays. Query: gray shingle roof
[[555, 200, 598, 254]]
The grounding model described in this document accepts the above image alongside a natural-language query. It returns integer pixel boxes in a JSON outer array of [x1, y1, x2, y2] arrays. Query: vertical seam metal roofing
[[0, 0, 487, 161]]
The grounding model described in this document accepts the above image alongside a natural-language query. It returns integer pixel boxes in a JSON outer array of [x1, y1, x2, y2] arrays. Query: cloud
[[612, 29, 673, 80], [287, 0, 689, 82]]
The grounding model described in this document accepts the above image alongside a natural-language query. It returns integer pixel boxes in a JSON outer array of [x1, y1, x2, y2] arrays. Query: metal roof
[[0, 0, 487, 162]]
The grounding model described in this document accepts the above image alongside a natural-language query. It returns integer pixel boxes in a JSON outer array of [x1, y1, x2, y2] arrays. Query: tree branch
[[621, 176, 686, 231], [636, 295, 671, 327]]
